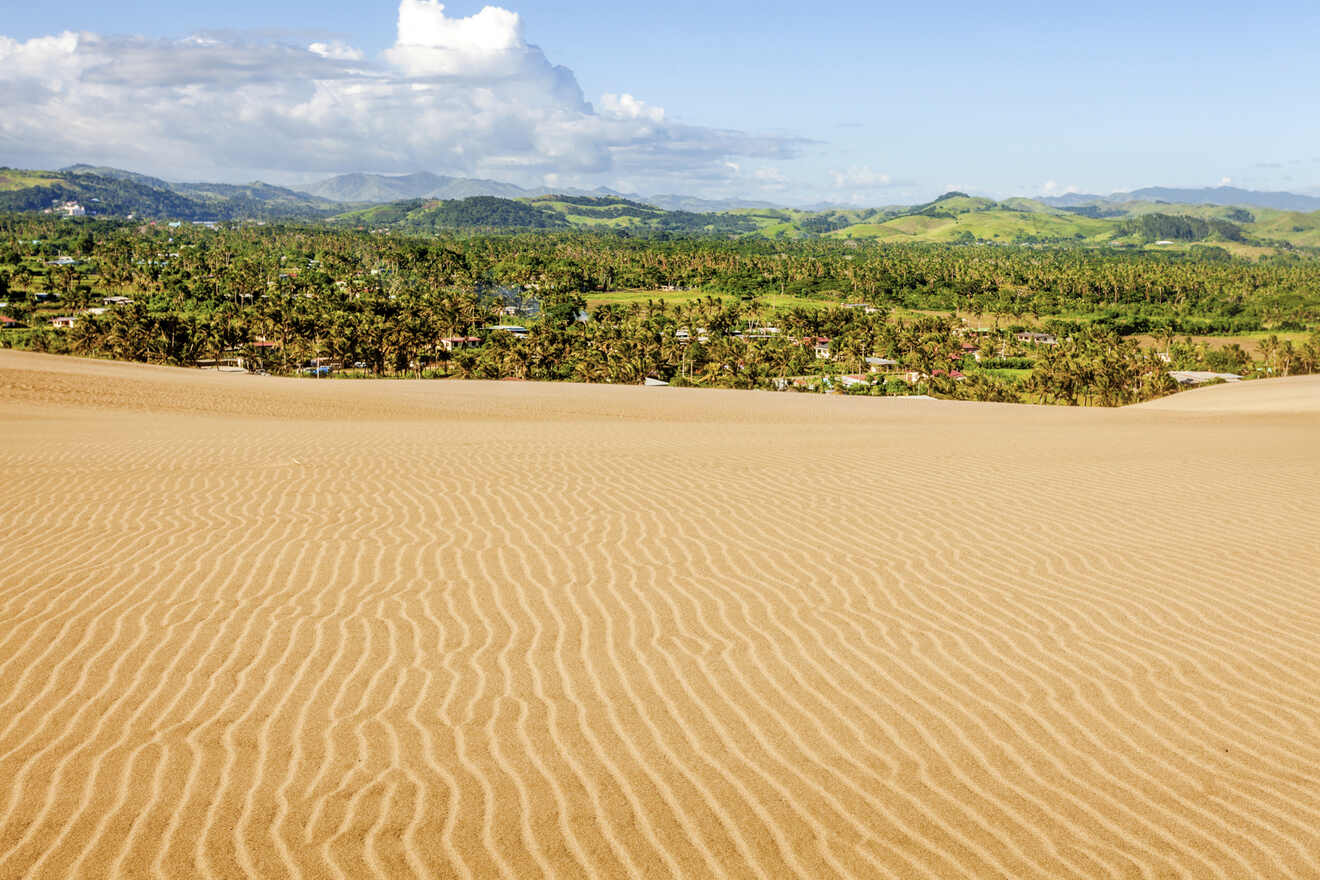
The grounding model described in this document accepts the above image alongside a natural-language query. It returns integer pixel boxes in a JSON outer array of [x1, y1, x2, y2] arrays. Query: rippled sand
[[2, 350, 1318, 879]]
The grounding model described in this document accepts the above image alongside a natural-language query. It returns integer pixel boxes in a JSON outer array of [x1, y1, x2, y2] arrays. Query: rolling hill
[[291, 171, 537, 203], [0, 166, 343, 220], [1043, 185, 1320, 213], [292, 171, 780, 212], [4, 165, 1320, 254]]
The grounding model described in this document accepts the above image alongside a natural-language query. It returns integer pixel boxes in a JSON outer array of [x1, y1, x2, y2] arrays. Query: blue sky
[[1, 0, 1317, 203]]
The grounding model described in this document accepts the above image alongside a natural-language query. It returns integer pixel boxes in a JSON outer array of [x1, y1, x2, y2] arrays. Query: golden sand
[[2, 350, 1318, 879]]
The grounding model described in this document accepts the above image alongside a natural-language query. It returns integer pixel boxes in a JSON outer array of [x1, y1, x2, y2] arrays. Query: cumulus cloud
[[0, 1, 803, 189], [384, 1, 527, 76], [598, 93, 664, 123]]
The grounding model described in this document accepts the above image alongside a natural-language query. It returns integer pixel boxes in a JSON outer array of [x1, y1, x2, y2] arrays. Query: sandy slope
[[1, 350, 1318, 880], [1136, 374, 1320, 415]]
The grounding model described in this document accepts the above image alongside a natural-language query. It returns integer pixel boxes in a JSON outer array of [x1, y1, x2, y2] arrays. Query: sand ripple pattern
[[2, 352, 1319, 879]]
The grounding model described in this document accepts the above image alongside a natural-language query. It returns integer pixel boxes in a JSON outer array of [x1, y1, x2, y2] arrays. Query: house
[[809, 337, 832, 359], [45, 256, 77, 267], [773, 375, 824, 391], [50, 316, 77, 329], [931, 368, 967, 381], [0, 316, 22, 329], [439, 335, 481, 351], [739, 326, 781, 340], [486, 324, 529, 338], [960, 342, 983, 362], [1015, 332, 1059, 346], [674, 328, 709, 344], [102, 296, 135, 306], [1169, 371, 1242, 385], [839, 374, 871, 388], [865, 357, 900, 373]]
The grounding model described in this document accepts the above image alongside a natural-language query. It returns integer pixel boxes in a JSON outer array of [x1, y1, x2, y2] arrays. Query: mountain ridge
[[1042, 185, 1320, 213]]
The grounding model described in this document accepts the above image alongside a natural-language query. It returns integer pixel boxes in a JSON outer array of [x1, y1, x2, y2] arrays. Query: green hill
[[331, 196, 568, 231], [0, 166, 340, 220], [824, 193, 1112, 244], [5, 166, 1320, 256]]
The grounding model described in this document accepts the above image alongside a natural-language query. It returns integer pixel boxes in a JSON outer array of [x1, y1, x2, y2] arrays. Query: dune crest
[[1134, 373, 1320, 415], [2, 351, 1318, 879]]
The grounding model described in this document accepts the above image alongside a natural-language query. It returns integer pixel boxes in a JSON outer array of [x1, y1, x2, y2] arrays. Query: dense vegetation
[[0, 168, 338, 221], [1119, 213, 1247, 243], [2, 214, 1318, 405], [333, 196, 570, 231]]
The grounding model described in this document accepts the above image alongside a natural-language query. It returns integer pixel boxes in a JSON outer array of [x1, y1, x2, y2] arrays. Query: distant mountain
[[9, 165, 1320, 249], [291, 171, 783, 213], [1127, 187, 1320, 212], [330, 196, 570, 231], [1043, 186, 1320, 213], [334, 194, 766, 235], [61, 164, 175, 191], [10, 166, 340, 220], [642, 194, 782, 212], [292, 172, 538, 203], [1036, 193, 1110, 208]]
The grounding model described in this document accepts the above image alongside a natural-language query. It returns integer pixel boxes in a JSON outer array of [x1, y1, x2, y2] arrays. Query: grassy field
[[828, 208, 1113, 243], [1132, 329, 1315, 357], [976, 366, 1035, 383], [0, 170, 60, 192]]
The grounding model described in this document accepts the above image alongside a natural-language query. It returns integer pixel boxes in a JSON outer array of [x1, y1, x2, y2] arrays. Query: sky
[[2, 0, 1318, 205]]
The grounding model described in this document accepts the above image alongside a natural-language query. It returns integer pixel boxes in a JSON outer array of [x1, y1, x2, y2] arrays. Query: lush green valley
[[2, 212, 1317, 405]]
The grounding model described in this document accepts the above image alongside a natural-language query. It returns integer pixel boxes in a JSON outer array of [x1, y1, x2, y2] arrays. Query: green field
[[0, 170, 60, 192]]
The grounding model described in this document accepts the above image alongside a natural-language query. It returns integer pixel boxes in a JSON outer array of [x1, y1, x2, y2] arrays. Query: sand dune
[[2, 350, 1318, 879], [1136, 373, 1320, 415]]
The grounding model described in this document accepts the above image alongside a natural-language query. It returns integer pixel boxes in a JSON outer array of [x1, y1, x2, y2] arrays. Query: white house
[[866, 357, 900, 373]]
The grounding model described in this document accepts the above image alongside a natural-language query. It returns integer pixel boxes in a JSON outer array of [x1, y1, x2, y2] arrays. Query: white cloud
[[1040, 180, 1079, 196], [384, 1, 526, 76], [599, 93, 664, 123], [1220, 176, 1233, 186], [308, 41, 364, 62], [0, 2, 803, 190], [829, 166, 892, 188]]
